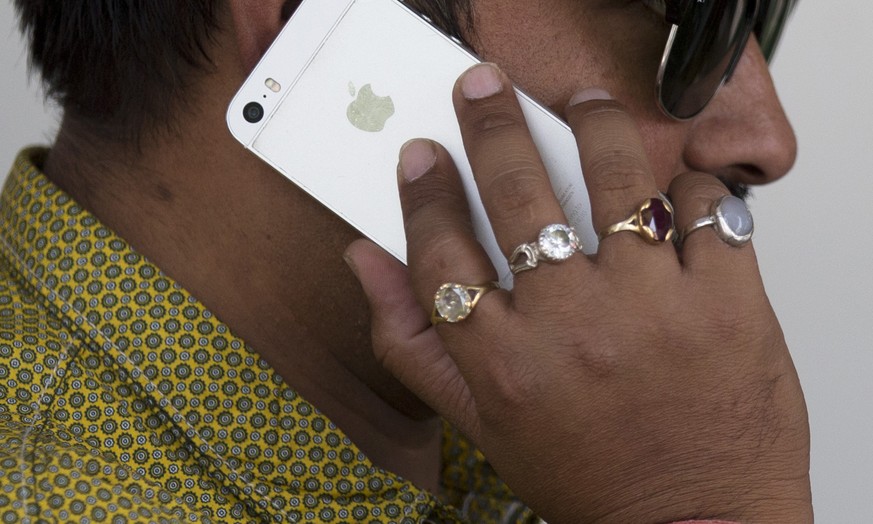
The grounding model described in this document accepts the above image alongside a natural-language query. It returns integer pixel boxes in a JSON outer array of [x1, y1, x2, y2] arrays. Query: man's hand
[[345, 63, 811, 524]]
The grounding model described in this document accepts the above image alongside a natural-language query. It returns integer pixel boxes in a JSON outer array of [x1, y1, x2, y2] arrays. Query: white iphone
[[226, 0, 596, 286]]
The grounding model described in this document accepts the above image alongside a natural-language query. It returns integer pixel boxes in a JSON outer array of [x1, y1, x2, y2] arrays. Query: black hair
[[14, 1, 223, 143], [14, 1, 472, 144]]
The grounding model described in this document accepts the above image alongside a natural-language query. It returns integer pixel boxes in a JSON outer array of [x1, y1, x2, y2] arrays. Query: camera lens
[[243, 102, 264, 123]]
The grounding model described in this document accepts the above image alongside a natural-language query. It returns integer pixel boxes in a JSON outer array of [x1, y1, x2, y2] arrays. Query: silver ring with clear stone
[[509, 224, 583, 275], [431, 282, 500, 325], [680, 195, 754, 247]]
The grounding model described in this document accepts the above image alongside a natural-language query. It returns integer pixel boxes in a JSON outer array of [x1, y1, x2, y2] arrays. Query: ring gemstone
[[640, 198, 675, 243], [434, 284, 472, 323], [537, 224, 581, 261], [718, 196, 753, 235], [715, 195, 754, 244]]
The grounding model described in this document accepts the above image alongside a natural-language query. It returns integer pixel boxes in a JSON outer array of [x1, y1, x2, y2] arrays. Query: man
[[1, 1, 811, 522]]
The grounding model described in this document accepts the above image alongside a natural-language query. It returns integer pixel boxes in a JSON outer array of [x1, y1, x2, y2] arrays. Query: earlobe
[[229, 0, 302, 71]]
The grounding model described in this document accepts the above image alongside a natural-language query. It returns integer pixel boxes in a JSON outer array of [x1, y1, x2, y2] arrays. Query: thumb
[[344, 239, 479, 438]]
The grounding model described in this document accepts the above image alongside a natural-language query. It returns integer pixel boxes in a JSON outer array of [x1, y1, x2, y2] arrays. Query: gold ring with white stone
[[431, 282, 499, 325], [680, 195, 754, 247], [508, 224, 583, 275]]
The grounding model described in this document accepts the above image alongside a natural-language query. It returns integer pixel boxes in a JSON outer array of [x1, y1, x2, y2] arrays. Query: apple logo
[[347, 82, 395, 132]]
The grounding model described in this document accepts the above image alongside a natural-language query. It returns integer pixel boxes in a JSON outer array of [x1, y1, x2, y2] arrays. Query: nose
[[682, 37, 797, 187]]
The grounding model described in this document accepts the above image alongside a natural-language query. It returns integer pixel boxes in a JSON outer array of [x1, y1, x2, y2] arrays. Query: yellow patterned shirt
[[0, 149, 538, 523]]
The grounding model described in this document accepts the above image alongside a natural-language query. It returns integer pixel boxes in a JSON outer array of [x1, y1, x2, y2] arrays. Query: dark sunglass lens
[[659, 0, 756, 119], [755, 0, 796, 61]]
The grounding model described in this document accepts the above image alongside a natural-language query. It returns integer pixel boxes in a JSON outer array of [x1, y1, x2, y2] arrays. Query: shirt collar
[[2, 148, 537, 523], [0, 148, 443, 521]]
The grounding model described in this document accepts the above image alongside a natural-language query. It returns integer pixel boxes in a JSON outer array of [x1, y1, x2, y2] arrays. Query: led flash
[[265, 78, 281, 93]]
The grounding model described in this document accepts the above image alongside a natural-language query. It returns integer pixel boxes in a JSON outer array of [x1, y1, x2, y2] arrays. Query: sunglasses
[[651, 0, 799, 120]]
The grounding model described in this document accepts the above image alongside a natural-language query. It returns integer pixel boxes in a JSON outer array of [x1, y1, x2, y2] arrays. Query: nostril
[[736, 163, 766, 181], [682, 36, 798, 188]]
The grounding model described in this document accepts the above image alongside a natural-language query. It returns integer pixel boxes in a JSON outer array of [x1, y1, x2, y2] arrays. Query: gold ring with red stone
[[598, 194, 676, 244]]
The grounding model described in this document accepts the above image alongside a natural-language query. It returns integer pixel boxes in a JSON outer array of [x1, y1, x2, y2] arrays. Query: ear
[[228, 0, 303, 71]]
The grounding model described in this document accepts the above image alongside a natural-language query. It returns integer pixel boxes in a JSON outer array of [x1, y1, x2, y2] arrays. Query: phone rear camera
[[243, 102, 264, 123]]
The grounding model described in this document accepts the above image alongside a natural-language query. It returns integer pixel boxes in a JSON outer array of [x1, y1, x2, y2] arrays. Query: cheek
[[471, 2, 661, 104], [470, 1, 690, 190], [637, 119, 690, 191], [469, 2, 611, 106]]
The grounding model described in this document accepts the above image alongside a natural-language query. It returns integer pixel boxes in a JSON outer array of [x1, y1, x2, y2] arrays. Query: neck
[[42, 112, 442, 492]]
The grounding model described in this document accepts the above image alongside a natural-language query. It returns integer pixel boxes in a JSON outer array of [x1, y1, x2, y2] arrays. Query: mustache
[[719, 177, 751, 201]]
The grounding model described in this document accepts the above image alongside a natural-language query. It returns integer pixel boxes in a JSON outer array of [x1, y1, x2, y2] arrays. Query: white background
[[2, 1, 871, 520]]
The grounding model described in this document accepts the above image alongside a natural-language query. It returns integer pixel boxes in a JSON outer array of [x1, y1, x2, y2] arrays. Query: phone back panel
[[227, 0, 595, 285]]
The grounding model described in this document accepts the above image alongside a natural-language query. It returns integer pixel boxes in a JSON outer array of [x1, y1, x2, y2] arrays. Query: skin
[[347, 71, 811, 522], [39, 0, 809, 517]]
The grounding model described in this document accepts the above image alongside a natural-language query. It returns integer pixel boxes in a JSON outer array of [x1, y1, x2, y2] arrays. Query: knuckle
[[401, 175, 466, 235], [670, 171, 724, 194], [586, 146, 651, 194], [477, 357, 538, 421], [462, 318, 536, 415], [670, 172, 730, 216], [567, 102, 632, 131], [561, 327, 623, 379], [685, 299, 779, 363], [401, 168, 458, 212], [575, 102, 629, 121], [467, 105, 527, 137], [482, 160, 552, 223], [409, 224, 467, 272], [371, 331, 401, 369], [586, 105, 639, 136]]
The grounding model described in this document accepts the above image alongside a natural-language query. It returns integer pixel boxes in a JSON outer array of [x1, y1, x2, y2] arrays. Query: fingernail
[[569, 88, 613, 106], [461, 63, 504, 100], [342, 250, 360, 279], [399, 139, 437, 182]]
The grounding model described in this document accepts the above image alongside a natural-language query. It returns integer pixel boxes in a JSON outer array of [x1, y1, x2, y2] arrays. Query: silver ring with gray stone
[[509, 224, 584, 275], [680, 195, 754, 247]]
